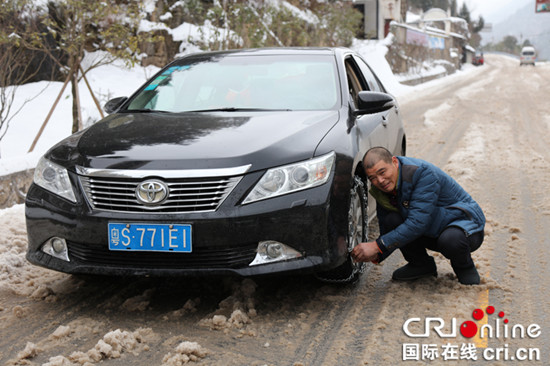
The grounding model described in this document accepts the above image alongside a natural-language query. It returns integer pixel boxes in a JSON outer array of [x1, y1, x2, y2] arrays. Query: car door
[[345, 56, 389, 155], [344, 55, 389, 219], [353, 55, 402, 156]]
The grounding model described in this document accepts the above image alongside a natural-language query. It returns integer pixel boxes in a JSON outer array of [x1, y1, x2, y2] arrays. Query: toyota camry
[[25, 48, 406, 283]]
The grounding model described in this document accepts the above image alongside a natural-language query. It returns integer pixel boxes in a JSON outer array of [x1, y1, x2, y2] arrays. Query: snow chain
[[316, 176, 368, 284]]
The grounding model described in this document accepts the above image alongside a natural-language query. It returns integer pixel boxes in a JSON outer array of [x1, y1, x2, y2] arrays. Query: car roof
[[175, 47, 353, 61]]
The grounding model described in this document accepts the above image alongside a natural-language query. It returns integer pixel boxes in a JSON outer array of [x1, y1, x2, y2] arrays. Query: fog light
[[41, 237, 70, 262], [266, 242, 283, 259], [249, 241, 302, 266], [52, 238, 65, 253]]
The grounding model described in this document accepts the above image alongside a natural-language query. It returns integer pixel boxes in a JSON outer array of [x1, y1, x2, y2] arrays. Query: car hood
[[49, 110, 340, 172]]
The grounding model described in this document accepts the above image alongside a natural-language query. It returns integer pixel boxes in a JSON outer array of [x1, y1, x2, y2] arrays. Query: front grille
[[79, 175, 242, 213], [68, 241, 257, 269]]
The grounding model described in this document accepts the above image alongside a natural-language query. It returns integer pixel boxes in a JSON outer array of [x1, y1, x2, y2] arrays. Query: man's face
[[365, 156, 399, 193]]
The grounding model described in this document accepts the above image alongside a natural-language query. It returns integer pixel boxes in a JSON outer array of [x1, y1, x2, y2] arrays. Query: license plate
[[108, 223, 192, 253]]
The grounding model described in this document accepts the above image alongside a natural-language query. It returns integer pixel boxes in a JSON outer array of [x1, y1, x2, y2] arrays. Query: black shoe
[[392, 262, 437, 281], [454, 265, 480, 285]]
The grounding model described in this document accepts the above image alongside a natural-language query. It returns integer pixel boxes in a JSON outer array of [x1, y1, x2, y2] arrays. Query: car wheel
[[316, 176, 367, 284]]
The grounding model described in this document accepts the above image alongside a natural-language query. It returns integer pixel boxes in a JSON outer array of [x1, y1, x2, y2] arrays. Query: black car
[[25, 48, 406, 283]]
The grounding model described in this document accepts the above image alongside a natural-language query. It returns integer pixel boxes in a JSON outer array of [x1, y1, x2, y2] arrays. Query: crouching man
[[351, 147, 485, 285]]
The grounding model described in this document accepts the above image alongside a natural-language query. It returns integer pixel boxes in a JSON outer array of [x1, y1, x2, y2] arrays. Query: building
[[385, 7, 472, 75], [405, 8, 470, 63], [353, 0, 407, 39]]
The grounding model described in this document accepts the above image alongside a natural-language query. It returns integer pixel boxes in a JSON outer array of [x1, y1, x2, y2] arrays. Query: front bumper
[[25, 176, 350, 277]]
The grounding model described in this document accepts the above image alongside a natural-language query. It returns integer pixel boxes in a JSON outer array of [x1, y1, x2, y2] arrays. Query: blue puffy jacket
[[373, 156, 485, 261]]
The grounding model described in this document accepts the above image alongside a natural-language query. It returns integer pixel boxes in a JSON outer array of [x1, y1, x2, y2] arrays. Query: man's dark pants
[[381, 212, 484, 270]]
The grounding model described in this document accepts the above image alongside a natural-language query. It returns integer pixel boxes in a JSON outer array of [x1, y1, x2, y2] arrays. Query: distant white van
[[520, 46, 536, 66]]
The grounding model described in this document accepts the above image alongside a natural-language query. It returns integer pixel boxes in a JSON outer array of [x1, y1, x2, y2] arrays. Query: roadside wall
[[0, 170, 34, 209], [388, 22, 461, 74]]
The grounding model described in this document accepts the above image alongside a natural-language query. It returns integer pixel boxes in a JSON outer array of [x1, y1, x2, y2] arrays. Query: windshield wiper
[[124, 109, 169, 113], [186, 107, 292, 113]]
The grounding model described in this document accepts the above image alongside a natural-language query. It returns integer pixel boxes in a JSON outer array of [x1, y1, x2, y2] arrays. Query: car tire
[[316, 176, 367, 284]]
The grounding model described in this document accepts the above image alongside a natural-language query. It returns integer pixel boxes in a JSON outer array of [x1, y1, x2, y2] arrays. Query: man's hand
[[351, 241, 380, 263]]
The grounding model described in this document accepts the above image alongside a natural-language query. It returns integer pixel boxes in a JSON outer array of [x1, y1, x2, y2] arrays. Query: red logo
[[460, 305, 510, 338]]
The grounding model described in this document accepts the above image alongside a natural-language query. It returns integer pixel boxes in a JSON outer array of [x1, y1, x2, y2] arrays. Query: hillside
[[484, 2, 550, 60]]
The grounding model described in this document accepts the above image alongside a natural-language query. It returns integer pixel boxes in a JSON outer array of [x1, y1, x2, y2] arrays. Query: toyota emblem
[[135, 180, 169, 206]]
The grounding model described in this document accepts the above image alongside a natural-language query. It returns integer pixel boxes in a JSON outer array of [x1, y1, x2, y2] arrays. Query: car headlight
[[34, 157, 77, 203], [243, 152, 335, 204]]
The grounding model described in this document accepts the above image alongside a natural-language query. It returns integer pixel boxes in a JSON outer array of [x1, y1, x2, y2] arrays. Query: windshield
[[126, 54, 340, 112]]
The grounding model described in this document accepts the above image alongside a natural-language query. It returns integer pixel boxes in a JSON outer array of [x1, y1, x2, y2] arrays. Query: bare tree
[[4, 0, 154, 147], [0, 6, 51, 156]]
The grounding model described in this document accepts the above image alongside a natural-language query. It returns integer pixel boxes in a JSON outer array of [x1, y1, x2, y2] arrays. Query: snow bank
[[0, 204, 60, 299], [0, 153, 41, 176]]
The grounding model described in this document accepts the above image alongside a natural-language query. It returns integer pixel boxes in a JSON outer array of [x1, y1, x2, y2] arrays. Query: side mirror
[[104, 97, 128, 114], [354, 91, 395, 116]]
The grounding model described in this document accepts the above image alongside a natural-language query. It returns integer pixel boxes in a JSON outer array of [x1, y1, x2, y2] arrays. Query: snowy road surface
[[1, 54, 549, 365]]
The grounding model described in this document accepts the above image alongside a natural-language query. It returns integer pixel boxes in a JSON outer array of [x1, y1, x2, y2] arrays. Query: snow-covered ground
[[0, 38, 482, 176]]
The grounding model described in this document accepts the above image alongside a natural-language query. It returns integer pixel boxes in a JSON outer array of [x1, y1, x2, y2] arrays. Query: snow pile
[[40, 328, 154, 365], [207, 309, 252, 331], [12, 322, 156, 365], [50, 325, 72, 339], [92, 328, 151, 359], [0, 204, 66, 301], [0, 205, 28, 285], [121, 288, 155, 312], [161, 341, 208, 365], [160, 297, 201, 321], [199, 278, 257, 335], [17, 342, 40, 360]]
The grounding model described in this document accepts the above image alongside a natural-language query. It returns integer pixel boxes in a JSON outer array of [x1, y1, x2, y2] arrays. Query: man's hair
[[363, 147, 393, 169]]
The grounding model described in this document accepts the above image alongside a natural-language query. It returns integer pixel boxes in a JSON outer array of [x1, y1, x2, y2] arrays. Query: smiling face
[[365, 156, 399, 193]]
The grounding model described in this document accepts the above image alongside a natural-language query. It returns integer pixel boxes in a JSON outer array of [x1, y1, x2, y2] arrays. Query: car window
[[345, 57, 366, 107], [127, 55, 340, 112], [353, 56, 386, 93]]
